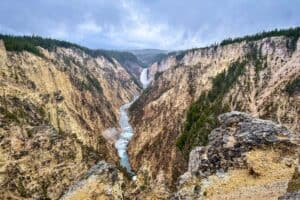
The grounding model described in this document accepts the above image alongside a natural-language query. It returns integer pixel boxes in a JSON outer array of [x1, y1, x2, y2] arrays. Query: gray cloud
[[1, 0, 300, 50]]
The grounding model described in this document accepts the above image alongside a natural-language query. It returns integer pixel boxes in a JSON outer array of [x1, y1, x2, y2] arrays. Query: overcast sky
[[1, 0, 300, 50]]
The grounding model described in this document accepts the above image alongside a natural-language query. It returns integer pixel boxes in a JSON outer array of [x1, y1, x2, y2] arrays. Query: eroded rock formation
[[0, 40, 140, 199], [129, 35, 300, 191], [175, 112, 299, 200]]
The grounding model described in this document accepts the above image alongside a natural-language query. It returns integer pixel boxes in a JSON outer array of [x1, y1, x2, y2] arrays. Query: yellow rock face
[[61, 162, 125, 200], [203, 149, 297, 200], [0, 41, 140, 199], [129, 36, 300, 190]]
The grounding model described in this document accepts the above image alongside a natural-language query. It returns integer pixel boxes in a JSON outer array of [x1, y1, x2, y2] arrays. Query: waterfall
[[140, 68, 150, 89]]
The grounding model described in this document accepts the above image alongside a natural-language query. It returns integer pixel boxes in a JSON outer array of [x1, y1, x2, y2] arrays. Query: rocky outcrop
[[129, 35, 300, 190], [187, 111, 298, 177], [61, 161, 125, 200], [279, 192, 300, 200], [0, 40, 140, 199], [175, 112, 299, 200], [0, 125, 102, 199], [279, 162, 300, 200]]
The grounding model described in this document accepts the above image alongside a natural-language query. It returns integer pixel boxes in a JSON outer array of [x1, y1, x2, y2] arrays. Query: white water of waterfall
[[140, 68, 150, 89]]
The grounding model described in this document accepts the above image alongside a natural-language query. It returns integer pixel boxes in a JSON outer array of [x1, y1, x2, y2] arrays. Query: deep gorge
[[0, 27, 299, 199]]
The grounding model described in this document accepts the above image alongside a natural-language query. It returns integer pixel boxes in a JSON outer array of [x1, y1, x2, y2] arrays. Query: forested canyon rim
[[0, 27, 299, 199]]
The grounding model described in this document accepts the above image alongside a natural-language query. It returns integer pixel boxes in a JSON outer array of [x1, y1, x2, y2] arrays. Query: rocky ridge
[[175, 111, 299, 199]]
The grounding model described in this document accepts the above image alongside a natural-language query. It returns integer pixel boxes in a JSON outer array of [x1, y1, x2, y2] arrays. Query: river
[[61, 98, 139, 198], [115, 68, 150, 179], [61, 69, 149, 198], [114, 97, 138, 179]]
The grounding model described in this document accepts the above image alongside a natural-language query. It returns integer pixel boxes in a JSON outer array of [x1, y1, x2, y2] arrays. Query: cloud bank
[[0, 0, 300, 50]]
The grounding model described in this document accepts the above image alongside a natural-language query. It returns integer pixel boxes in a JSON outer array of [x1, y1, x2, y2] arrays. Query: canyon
[[129, 33, 300, 189], [0, 28, 299, 199]]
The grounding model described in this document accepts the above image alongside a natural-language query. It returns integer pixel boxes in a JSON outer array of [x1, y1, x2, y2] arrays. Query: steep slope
[[175, 112, 299, 199], [128, 28, 300, 192], [61, 161, 126, 200], [0, 37, 140, 199]]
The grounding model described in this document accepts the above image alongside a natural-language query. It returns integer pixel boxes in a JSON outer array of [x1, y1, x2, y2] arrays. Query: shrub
[[17, 179, 29, 198], [220, 27, 300, 53], [176, 61, 246, 157], [285, 77, 300, 96], [0, 34, 143, 65]]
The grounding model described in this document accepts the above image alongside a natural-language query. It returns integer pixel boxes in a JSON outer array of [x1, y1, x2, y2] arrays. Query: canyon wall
[[128, 36, 300, 195], [0, 40, 140, 199], [0, 31, 299, 199]]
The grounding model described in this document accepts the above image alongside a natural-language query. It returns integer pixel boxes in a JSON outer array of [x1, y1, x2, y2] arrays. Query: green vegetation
[[0, 34, 142, 65], [56, 106, 63, 134], [245, 43, 265, 79], [154, 71, 163, 80], [0, 94, 20, 124], [0, 34, 143, 87], [85, 74, 103, 93], [144, 53, 167, 66], [285, 76, 300, 96], [175, 53, 185, 61], [39, 179, 50, 199], [0, 35, 44, 57], [0, 34, 88, 57], [17, 179, 29, 198], [98, 50, 145, 67], [0, 107, 20, 123], [220, 27, 300, 52], [130, 49, 168, 66], [287, 168, 300, 192], [26, 129, 34, 138], [176, 61, 246, 156], [164, 27, 300, 65]]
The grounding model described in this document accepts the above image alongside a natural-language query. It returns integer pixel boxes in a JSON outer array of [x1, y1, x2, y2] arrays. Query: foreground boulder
[[175, 111, 300, 200], [60, 161, 125, 200]]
